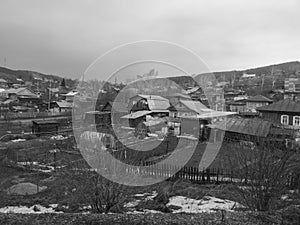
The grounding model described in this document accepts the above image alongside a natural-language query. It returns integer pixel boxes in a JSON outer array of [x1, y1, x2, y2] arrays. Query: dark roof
[[32, 120, 59, 125], [257, 99, 300, 113], [228, 99, 246, 105], [55, 101, 73, 108], [246, 95, 273, 103], [208, 118, 273, 137], [239, 112, 259, 116]]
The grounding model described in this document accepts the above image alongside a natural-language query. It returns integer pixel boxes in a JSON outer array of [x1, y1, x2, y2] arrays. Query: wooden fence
[[1, 111, 72, 120], [60, 158, 299, 188], [7, 146, 300, 188]]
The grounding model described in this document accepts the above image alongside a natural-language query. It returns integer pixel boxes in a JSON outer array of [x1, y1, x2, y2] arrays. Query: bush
[[91, 175, 126, 214], [226, 139, 298, 212]]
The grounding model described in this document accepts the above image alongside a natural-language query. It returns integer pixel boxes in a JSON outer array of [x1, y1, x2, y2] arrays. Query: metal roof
[[257, 99, 300, 113], [208, 118, 273, 137], [167, 93, 190, 99], [147, 99, 170, 111], [3, 88, 38, 98], [137, 94, 168, 101], [131, 94, 170, 111], [143, 118, 166, 127], [121, 110, 151, 119], [198, 111, 237, 119], [55, 101, 73, 108], [181, 111, 237, 120], [180, 100, 213, 114], [228, 100, 246, 105], [85, 111, 101, 114], [246, 95, 273, 103], [63, 91, 78, 97], [32, 120, 59, 125]]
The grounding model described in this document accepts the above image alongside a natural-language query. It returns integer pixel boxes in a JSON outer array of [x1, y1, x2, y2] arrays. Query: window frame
[[293, 116, 300, 127], [281, 115, 289, 125]]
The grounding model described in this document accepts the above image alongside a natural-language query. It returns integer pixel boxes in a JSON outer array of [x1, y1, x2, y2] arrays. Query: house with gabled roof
[[170, 99, 213, 118], [128, 94, 170, 113], [228, 99, 247, 113], [245, 95, 273, 112], [257, 99, 300, 129], [2, 87, 40, 105], [50, 101, 73, 113], [2, 87, 38, 98], [123, 94, 170, 128]]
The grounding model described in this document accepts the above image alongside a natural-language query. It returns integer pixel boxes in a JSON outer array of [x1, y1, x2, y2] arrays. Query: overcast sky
[[0, 0, 299, 79]]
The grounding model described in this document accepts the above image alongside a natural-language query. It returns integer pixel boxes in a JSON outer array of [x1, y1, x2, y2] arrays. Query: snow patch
[[167, 196, 241, 213], [0, 205, 63, 214], [11, 139, 26, 143], [7, 183, 47, 195]]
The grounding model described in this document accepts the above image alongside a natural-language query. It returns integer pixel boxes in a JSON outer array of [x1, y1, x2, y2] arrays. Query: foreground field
[[0, 211, 283, 225], [1, 134, 300, 224]]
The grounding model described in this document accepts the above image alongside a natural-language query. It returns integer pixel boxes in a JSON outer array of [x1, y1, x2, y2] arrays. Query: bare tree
[[226, 138, 297, 211], [91, 174, 126, 214]]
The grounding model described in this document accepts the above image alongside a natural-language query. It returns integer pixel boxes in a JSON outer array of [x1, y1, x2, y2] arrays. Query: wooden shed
[[32, 120, 59, 135]]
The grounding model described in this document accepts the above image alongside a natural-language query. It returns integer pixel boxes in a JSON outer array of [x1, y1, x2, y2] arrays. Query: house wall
[[260, 111, 300, 129], [229, 104, 246, 113], [246, 102, 270, 112], [284, 92, 300, 101], [171, 101, 198, 118]]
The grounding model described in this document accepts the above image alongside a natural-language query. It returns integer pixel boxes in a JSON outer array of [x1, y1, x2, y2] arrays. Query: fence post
[[207, 168, 210, 183], [202, 168, 205, 182], [196, 167, 199, 183]]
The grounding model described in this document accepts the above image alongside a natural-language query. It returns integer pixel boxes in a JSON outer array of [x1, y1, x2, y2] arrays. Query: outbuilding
[[32, 120, 59, 135]]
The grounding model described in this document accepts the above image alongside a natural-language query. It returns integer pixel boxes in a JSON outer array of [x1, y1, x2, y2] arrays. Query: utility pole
[[48, 80, 51, 111], [232, 71, 236, 88], [261, 74, 265, 92], [271, 66, 275, 89]]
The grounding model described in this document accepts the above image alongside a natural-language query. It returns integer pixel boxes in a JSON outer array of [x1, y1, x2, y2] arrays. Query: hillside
[[202, 61, 300, 82], [0, 66, 65, 84]]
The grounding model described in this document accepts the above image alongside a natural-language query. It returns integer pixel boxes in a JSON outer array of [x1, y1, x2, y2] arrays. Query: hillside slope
[[0, 66, 63, 83]]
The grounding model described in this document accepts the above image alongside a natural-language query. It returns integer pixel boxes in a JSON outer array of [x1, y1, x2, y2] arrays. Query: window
[[293, 116, 300, 127], [281, 115, 289, 125]]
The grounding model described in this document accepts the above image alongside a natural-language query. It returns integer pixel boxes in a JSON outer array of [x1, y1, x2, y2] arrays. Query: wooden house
[[245, 95, 273, 112], [123, 94, 170, 129], [257, 99, 300, 129], [169, 99, 213, 118], [228, 99, 246, 113]]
